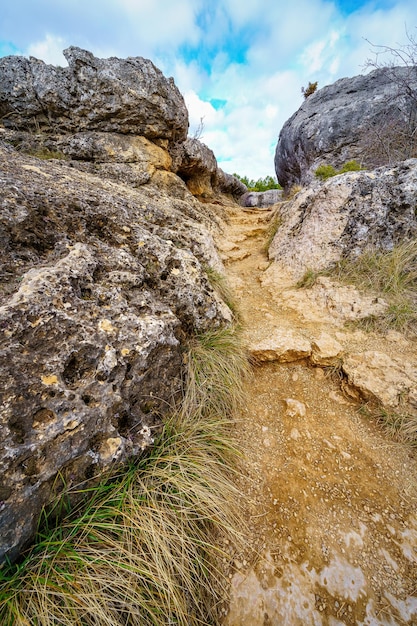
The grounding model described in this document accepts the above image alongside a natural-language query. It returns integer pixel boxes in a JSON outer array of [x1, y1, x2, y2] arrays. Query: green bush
[[315, 160, 363, 180], [339, 160, 362, 173], [314, 164, 337, 180]]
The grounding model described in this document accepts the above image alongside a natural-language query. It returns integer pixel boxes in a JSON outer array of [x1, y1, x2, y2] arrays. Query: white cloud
[[116, 0, 203, 52], [299, 30, 341, 75], [184, 90, 224, 134], [3, 0, 417, 179], [27, 34, 68, 66]]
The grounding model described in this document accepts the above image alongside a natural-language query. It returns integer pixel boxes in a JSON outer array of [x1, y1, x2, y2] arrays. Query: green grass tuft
[[0, 327, 249, 626], [27, 148, 68, 160], [361, 403, 417, 447], [315, 164, 337, 180], [338, 160, 362, 173], [315, 160, 363, 180]]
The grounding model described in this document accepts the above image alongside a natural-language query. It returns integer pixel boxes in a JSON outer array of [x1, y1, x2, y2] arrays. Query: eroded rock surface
[[177, 138, 247, 200], [275, 66, 417, 188], [0, 46, 188, 143], [0, 48, 240, 564], [268, 160, 417, 279], [0, 140, 233, 564]]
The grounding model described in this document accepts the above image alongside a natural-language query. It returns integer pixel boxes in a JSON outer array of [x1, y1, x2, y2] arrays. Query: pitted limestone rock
[[0, 140, 231, 564]]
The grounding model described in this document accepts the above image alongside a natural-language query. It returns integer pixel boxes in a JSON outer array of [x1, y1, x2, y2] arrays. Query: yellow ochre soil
[[217, 204, 417, 626]]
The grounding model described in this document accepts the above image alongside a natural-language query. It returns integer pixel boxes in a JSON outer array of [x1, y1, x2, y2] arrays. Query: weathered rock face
[[0, 48, 239, 565], [268, 160, 417, 278], [177, 138, 247, 200], [216, 168, 248, 199], [0, 47, 188, 144], [177, 137, 218, 197], [240, 189, 282, 208], [0, 141, 232, 564], [342, 351, 417, 410], [275, 66, 417, 189]]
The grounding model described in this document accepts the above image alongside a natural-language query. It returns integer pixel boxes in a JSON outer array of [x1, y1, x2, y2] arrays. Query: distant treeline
[[234, 174, 282, 192]]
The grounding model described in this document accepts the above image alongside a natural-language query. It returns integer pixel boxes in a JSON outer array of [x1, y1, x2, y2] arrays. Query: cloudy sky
[[1, 1, 416, 179]]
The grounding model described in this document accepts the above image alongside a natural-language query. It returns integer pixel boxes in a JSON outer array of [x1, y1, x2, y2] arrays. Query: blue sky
[[1, 0, 416, 178]]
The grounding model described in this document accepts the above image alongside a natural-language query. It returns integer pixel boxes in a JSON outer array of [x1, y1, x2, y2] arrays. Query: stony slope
[[217, 204, 417, 625]]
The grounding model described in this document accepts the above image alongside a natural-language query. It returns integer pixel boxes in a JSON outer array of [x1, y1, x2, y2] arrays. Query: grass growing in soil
[[332, 240, 417, 335], [204, 265, 239, 319], [0, 327, 248, 626], [361, 404, 417, 447], [297, 240, 417, 335]]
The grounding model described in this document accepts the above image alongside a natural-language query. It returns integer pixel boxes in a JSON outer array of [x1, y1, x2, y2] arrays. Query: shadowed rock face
[[177, 138, 247, 200], [275, 66, 417, 189], [0, 49, 236, 564]]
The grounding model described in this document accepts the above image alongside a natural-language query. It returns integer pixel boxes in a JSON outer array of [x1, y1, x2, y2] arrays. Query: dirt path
[[217, 205, 417, 625]]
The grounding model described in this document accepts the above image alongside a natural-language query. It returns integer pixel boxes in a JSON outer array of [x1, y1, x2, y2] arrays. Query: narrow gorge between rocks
[[1, 47, 417, 626], [216, 203, 417, 626]]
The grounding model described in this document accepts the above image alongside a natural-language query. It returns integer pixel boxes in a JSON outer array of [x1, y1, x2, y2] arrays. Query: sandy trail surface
[[217, 204, 417, 626]]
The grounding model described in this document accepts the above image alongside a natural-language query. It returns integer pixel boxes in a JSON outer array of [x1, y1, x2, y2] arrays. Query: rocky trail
[[216, 204, 417, 625]]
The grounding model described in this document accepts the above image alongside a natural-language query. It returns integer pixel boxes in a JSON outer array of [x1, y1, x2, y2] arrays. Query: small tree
[[301, 81, 318, 99], [192, 116, 205, 140], [361, 28, 417, 165]]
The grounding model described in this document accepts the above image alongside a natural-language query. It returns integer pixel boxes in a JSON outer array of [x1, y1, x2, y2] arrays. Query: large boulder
[[216, 168, 248, 199], [0, 46, 188, 144], [0, 45, 241, 564], [177, 137, 218, 196], [0, 136, 234, 564], [240, 189, 283, 208], [275, 66, 417, 189], [268, 160, 417, 278]]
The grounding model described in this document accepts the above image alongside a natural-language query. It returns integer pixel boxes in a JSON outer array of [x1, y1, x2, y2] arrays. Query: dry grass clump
[[332, 240, 417, 335], [263, 211, 282, 254], [283, 184, 302, 200], [182, 326, 249, 420], [204, 265, 239, 319], [361, 403, 417, 447], [297, 240, 417, 335], [296, 267, 320, 289], [0, 327, 249, 626]]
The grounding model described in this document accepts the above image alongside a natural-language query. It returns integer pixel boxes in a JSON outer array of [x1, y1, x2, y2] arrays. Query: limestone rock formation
[[268, 160, 417, 278], [177, 137, 218, 196], [342, 351, 417, 411], [177, 138, 247, 200], [0, 140, 233, 564], [275, 66, 417, 188], [240, 189, 282, 208], [0, 49, 239, 564], [247, 328, 311, 362], [0, 46, 188, 144]]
